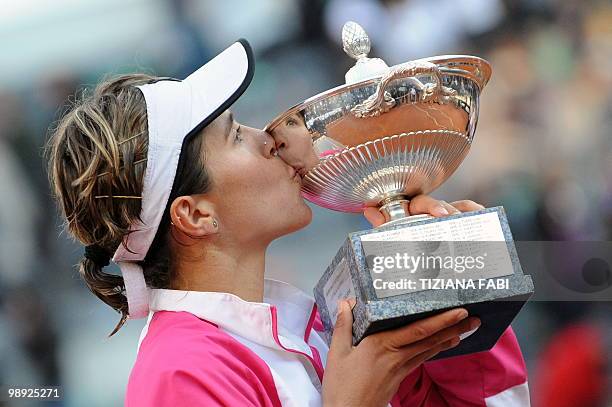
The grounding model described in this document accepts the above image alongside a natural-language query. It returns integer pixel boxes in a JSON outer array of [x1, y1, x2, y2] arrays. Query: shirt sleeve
[[393, 327, 530, 407]]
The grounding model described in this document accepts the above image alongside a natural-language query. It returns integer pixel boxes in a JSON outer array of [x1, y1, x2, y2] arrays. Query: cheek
[[276, 128, 319, 166], [288, 129, 309, 152], [244, 170, 312, 232], [211, 153, 284, 210], [209, 150, 312, 232], [290, 130, 319, 169], [295, 203, 313, 228], [268, 188, 313, 235], [279, 183, 313, 226], [218, 157, 276, 195]]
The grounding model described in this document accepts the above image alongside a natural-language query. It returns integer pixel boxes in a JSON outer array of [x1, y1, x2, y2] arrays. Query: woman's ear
[[170, 195, 219, 238]]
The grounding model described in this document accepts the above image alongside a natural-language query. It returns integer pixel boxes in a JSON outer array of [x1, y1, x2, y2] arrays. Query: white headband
[[112, 39, 254, 319]]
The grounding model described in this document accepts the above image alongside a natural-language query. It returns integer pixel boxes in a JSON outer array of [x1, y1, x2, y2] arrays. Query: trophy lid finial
[[342, 21, 371, 60], [342, 21, 389, 84]]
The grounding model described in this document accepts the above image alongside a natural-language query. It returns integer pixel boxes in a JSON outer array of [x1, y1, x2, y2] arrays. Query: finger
[[363, 207, 386, 227], [449, 200, 485, 213], [329, 299, 355, 356], [383, 308, 468, 348], [402, 316, 480, 357], [347, 297, 357, 309], [409, 195, 449, 217], [438, 200, 461, 215], [400, 336, 461, 375]]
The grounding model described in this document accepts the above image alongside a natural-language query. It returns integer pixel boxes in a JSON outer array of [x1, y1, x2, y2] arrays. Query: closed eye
[[234, 125, 243, 142]]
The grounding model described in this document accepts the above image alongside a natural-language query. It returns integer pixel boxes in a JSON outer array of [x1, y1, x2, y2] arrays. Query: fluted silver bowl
[[265, 24, 491, 221]]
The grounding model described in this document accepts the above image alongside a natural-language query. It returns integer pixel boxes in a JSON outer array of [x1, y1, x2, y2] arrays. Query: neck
[[171, 240, 268, 303]]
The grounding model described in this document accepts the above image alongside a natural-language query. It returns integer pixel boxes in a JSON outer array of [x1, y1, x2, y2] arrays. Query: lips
[[292, 171, 302, 184], [293, 166, 307, 178], [287, 167, 302, 184]]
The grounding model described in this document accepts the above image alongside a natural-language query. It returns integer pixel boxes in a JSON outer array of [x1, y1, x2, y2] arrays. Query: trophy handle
[[351, 61, 457, 118]]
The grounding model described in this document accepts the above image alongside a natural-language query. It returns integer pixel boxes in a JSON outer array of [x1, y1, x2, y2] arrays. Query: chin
[[280, 203, 312, 235], [290, 203, 313, 231]]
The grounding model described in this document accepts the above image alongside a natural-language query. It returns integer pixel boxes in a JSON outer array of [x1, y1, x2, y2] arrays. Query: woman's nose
[[273, 130, 288, 153], [261, 131, 278, 158], [271, 128, 300, 166], [270, 126, 320, 171]]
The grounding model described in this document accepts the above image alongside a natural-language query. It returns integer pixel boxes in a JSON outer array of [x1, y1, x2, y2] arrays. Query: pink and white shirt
[[125, 279, 530, 406]]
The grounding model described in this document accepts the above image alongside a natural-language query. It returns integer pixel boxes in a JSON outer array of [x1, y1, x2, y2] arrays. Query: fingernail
[[470, 318, 481, 330], [455, 308, 468, 320], [347, 297, 357, 309], [433, 205, 449, 217]]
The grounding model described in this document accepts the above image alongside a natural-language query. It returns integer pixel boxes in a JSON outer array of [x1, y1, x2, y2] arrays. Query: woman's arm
[[394, 327, 529, 407], [363, 195, 530, 407]]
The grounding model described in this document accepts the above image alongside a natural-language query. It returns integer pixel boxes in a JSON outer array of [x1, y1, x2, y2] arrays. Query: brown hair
[[46, 74, 212, 336]]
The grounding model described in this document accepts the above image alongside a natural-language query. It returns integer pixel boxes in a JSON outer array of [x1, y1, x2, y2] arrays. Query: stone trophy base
[[313, 206, 534, 360]]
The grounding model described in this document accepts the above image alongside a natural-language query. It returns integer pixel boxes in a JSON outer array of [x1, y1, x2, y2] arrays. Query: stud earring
[[264, 141, 268, 146], [212, 219, 218, 228]]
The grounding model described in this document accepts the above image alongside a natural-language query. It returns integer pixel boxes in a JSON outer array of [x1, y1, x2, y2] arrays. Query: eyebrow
[[225, 111, 234, 141]]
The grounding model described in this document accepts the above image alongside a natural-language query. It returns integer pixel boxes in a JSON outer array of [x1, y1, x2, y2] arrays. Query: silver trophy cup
[[265, 22, 533, 358]]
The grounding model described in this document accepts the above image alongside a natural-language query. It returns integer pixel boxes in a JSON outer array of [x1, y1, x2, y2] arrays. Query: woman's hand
[[321, 195, 483, 406], [363, 195, 485, 227], [322, 299, 481, 407]]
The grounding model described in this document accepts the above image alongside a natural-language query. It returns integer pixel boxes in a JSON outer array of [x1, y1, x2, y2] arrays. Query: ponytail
[[80, 255, 129, 336]]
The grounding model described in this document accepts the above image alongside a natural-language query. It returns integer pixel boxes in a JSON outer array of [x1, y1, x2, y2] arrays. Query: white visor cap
[[112, 39, 254, 319]]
